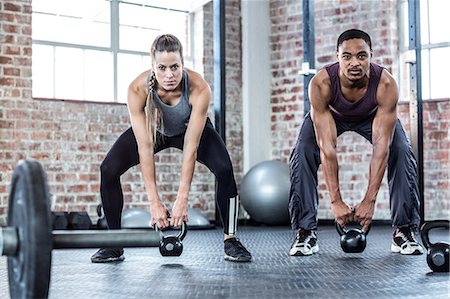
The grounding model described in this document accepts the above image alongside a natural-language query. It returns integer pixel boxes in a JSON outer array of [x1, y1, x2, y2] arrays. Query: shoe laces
[[226, 238, 243, 248], [296, 229, 313, 243], [396, 227, 417, 243]]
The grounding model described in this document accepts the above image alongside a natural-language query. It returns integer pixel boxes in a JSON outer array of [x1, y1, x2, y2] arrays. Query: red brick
[[3, 3, 21, 12]]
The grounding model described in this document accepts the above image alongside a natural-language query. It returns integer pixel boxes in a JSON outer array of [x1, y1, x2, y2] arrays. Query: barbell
[[0, 159, 186, 299]]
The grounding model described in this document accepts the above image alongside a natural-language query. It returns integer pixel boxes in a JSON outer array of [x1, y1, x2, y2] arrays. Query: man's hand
[[331, 201, 354, 227], [150, 201, 170, 229], [170, 195, 189, 227], [353, 200, 375, 232]]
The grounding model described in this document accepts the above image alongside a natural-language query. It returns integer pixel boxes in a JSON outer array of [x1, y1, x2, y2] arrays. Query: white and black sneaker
[[391, 226, 424, 255], [290, 229, 319, 256]]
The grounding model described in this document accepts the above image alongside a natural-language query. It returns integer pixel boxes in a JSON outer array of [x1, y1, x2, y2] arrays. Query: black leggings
[[100, 118, 239, 234]]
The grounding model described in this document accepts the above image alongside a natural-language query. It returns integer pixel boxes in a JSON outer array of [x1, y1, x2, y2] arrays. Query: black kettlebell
[[420, 220, 449, 273], [336, 221, 370, 253], [155, 220, 187, 256], [96, 204, 108, 230]]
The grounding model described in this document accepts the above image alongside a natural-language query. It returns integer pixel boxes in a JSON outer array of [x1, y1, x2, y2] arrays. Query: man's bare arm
[[310, 69, 353, 226]]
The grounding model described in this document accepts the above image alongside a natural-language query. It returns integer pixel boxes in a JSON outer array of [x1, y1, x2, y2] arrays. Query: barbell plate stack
[[0, 227, 19, 256], [7, 159, 53, 299], [53, 229, 161, 249]]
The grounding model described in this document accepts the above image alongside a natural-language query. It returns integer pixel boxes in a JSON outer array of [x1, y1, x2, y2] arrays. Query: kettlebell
[[336, 221, 370, 253], [155, 220, 187, 256], [420, 220, 449, 273], [96, 204, 108, 230]]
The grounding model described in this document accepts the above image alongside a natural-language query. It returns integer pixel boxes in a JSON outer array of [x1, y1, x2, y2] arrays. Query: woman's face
[[152, 51, 183, 91]]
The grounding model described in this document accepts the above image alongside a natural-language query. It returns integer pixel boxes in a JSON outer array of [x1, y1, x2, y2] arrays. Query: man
[[288, 29, 423, 256]]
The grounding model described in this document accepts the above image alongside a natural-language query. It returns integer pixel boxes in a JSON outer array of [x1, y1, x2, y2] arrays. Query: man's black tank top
[[147, 70, 192, 137], [325, 62, 384, 121]]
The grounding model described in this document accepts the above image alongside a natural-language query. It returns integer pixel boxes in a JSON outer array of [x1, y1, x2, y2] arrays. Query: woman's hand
[[170, 195, 189, 227], [150, 200, 170, 229]]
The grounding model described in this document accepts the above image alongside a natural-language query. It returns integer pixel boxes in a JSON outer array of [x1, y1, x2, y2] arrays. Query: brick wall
[[1, 0, 447, 224], [0, 0, 243, 224], [269, 0, 449, 220]]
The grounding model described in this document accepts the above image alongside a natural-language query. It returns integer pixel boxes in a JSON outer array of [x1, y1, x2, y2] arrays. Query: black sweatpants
[[289, 113, 421, 231], [100, 118, 239, 235]]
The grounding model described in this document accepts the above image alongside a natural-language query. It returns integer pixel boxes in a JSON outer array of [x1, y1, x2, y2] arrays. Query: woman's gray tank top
[[147, 70, 191, 137]]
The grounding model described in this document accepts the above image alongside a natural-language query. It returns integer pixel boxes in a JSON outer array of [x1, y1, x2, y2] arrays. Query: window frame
[[399, 0, 450, 101], [32, 0, 192, 104]]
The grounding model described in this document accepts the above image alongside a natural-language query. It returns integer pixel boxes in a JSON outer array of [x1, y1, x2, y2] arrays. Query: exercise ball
[[121, 208, 151, 228], [240, 160, 290, 225], [121, 207, 214, 229], [186, 208, 214, 229]]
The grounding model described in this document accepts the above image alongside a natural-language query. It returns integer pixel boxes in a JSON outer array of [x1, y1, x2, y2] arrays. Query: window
[[400, 0, 450, 100], [32, 0, 191, 103]]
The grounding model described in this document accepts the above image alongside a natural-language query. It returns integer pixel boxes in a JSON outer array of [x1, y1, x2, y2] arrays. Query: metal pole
[[301, 0, 315, 115], [213, 0, 226, 141], [111, 0, 119, 102], [213, 0, 226, 225], [407, 0, 425, 223], [52, 229, 161, 249]]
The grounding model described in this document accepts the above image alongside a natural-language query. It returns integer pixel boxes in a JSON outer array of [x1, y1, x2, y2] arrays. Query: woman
[[91, 34, 252, 263]]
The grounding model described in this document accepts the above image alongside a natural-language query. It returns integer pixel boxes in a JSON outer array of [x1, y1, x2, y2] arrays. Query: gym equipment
[[0, 159, 186, 299], [122, 207, 151, 228], [96, 204, 108, 229], [51, 211, 69, 230], [122, 206, 214, 229], [420, 220, 449, 272], [240, 160, 290, 225], [67, 211, 93, 230], [187, 208, 214, 229], [336, 221, 370, 253], [155, 219, 187, 256]]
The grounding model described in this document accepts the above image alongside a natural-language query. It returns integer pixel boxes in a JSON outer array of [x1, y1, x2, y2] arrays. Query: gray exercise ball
[[121, 208, 151, 228], [187, 208, 212, 228], [121, 207, 213, 229], [240, 160, 290, 225]]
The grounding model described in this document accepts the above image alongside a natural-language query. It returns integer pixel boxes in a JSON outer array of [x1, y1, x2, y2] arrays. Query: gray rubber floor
[[1, 225, 449, 298]]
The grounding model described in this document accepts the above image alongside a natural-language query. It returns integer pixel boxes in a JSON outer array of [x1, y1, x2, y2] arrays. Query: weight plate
[[7, 160, 53, 299]]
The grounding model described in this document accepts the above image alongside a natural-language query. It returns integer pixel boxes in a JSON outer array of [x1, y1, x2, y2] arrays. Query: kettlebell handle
[[154, 218, 187, 241], [420, 220, 449, 250], [335, 221, 371, 236]]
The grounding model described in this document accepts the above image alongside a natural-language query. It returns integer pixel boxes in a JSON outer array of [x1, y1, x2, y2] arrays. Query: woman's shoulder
[[184, 67, 210, 93], [130, 69, 152, 93]]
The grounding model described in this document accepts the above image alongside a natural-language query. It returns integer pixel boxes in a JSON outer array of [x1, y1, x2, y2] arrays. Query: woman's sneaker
[[91, 248, 125, 263], [290, 229, 319, 256], [224, 238, 252, 262], [391, 226, 424, 255]]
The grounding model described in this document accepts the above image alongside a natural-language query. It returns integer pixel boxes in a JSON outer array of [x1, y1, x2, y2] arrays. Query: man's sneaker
[[391, 226, 424, 255], [91, 248, 125, 263], [290, 229, 319, 256], [224, 238, 252, 262]]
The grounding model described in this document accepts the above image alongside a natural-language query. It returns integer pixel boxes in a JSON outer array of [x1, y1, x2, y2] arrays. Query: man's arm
[[170, 69, 211, 227], [309, 69, 353, 226], [127, 71, 169, 228], [354, 69, 399, 231]]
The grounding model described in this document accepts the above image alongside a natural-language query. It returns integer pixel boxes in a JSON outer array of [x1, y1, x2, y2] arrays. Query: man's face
[[337, 38, 372, 82]]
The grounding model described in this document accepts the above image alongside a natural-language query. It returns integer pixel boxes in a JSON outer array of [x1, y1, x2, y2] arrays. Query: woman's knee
[[214, 162, 234, 182], [100, 158, 120, 183]]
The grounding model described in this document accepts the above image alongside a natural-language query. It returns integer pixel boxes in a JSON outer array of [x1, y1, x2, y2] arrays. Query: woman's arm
[[171, 69, 211, 227], [127, 70, 170, 228]]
